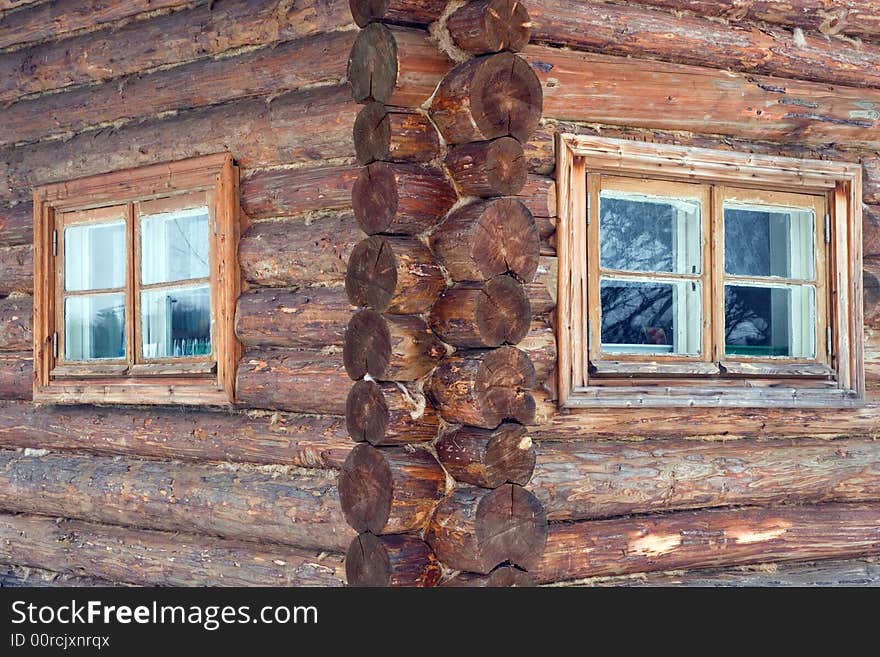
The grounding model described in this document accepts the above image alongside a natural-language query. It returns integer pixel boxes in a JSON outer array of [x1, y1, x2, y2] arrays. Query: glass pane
[[725, 284, 815, 358], [600, 278, 702, 355], [141, 285, 211, 358], [64, 221, 126, 291], [141, 207, 210, 285], [724, 204, 814, 279], [64, 293, 125, 360], [599, 191, 701, 274]]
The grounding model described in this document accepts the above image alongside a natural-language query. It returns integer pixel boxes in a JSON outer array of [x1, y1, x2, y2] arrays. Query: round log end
[[346, 532, 441, 587], [486, 423, 536, 486], [343, 309, 391, 381], [345, 235, 397, 311], [487, 565, 535, 587], [353, 102, 391, 164], [474, 197, 539, 281], [346, 379, 387, 443], [352, 163, 398, 234], [339, 443, 392, 533], [480, 275, 531, 345], [486, 136, 528, 195], [437, 422, 535, 488], [348, 22, 398, 103], [477, 484, 547, 571], [449, 0, 533, 54], [473, 52, 542, 142], [348, 0, 389, 28], [479, 346, 537, 425]]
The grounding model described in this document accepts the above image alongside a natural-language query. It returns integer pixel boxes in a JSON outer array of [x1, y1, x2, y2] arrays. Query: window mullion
[[126, 202, 137, 369]]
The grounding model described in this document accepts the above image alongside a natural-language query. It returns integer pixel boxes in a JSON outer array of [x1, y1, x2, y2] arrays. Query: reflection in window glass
[[141, 285, 211, 358], [141, 207, 210, 285], [64, 221, 126, 291], [600, 278, 702, 355], [599, 191, 701, 274], [724, 204, 814, 279], [64, 293, 125, 360], [725, 284, 815, 358]]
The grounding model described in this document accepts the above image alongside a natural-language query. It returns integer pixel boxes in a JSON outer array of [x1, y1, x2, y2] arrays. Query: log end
[[347, 22, 398, 103], [346, 532, 441, 587], [477, 484, 547, 571], [479, 275, 532, 346], [345, 235, 397, 312], [353, 102, 391, 165], [352, 162, 397, 234], [343, 309, 391, 381], [346, 379, 387, 443], [448, 0, 533, 54], [339, 443, 393, 533]]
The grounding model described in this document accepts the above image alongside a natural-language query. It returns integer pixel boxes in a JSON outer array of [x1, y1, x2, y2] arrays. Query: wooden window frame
[[33, 153, 242, 406], [556, 134, 864, 408]]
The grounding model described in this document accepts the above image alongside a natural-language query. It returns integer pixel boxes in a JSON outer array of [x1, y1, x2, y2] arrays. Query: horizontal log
[[519, 175, 556, 238], [0, 0, 192, 51], [3, 30, 356, 148], [0, 84, 357, 202], [0, 513, 347, 587], [345, 533, 441, 587], [0, 295, 31, 351], [348, 23, 451, 106], [343, 310, 446, 381], [518, 317, 556, 384], [236, 349, 350, 415], [442, 565, 535, 587], [523, 255, 557, 315], [865, 204, 880, 259], [345, 235, 445, 314], [436, 423, 536, 488], [353, 103, 441, 165], [0, 0, 352, 103], [0, 1, 46, 13], [529, 436, 880, 522], [0, 563, 116, 588], [352, 162, 456, 235], [0, 352, 31, 400], [348, 0, 448, 28], [0, 449, 355, 551], [235, 287, 354, 350], [535, 502, 880, 583], [863, 257, 880, 329], [339, 444, 447, 534], [528, 0, 880, 90], [866, 158, 880, 205], [239, 213, 362, 288], [447, 0, 532, 55], [444, 137, 528, 198], [576, 556, 880, 587], [346, 379, 440, 446], [0, 400, 352, 469], [0, 245, 31, 295], [523, 45, 880, 148], [632, 0, 880, 41], [0, 201, 32, 247], [240, 165, 358, 221]]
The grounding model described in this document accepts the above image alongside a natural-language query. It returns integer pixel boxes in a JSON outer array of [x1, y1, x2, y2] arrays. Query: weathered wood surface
[[443, 565, 535, 587], [0, 296, 31, 351], [352, 162, 455, 235], [426, 484, 548, 573], [236, 349, 350, 415], [523, 45, 880, 148], [519, 318, 556, 385], [527, 0, 880, 90], [353, 103, 441, 165], [348, 0, 447, 28], [431, 53, 542, 144], [235, 287, 353, 350], [528, 436, 880, 522], [0, 0, 353, 103], [0, 563, 118, 588], [535, 502, 880, 583], [429, 347, 536, 429], [519, 175, 556, 239], [345, 532, 441, 587], [429, 276, 531, 348], [447, 0, 532, 55], [524, 256, 558, 316], [0, 352, 31, 400], [865, 158, 880, 204], [0, 84, 357, 204], [632, 0, 880, 41], [345, 235, 445, 314], [0, 401, 352, 469], [239, 213, 361, 288], [436, 423, 536, 488], [571, 557, 880, 587], [346, 379, 440, 446], [347, 23, 451, 106], [431, 198, 539, 283], [864, 205, 880, 259], [2, 30, 356, 148], [444, 137, 528, 197], [0, 513, 348, 587], [343, 310, 446, 381], [0, 201, 32, 247], [240, 165, 358, 221], [0, 245, 32, 295], [339, 444, 447, 534], [0, 450, 355, 551]]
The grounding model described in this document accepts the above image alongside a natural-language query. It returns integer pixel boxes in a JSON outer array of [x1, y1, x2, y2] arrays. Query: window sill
[[34, 381, 232, 407], [563, 386, 862, 408]]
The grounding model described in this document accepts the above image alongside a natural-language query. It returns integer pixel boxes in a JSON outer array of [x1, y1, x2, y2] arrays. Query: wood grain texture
[[0, 512, 347, 587], [0, 400, 352, 469], [529, 436, 880, 522], [0, 245, 31, 295], [348, 0, 447, 27], [353, 103, 441, 165], [0, 201, 33, 247], [535, 502, 880, 583], [0, 352, 31, 400], [240, 165, 358, 221], [0, 449, 355, 551], [346, 379, 440, 446], [0, 296, 31, 351], [345, 532, 441, 587], [447, 0, 532, 55]]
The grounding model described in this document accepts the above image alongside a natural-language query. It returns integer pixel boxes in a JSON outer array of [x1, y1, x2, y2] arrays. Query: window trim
[[556, 134, 863, 408], [32, 153, 242, 406]]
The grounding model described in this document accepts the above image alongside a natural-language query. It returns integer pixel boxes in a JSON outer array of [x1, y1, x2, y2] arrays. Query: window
[[33, 154, 241, 405], [557, 135, 864, 407]]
